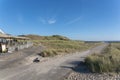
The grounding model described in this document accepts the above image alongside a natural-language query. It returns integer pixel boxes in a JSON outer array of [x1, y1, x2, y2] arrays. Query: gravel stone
[[66, 72, 120, 80]]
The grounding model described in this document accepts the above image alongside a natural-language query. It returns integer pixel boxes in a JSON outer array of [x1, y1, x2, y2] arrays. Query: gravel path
[[66, 72, 120, 80], [0, 44, 108, 80], [65, 61, 120, 80]]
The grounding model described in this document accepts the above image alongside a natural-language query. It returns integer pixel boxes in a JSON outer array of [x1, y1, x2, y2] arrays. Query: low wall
[[8, 42, 33, 52]]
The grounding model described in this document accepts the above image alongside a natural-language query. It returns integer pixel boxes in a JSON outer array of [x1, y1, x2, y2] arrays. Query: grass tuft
[[85, 43, 120, 73]]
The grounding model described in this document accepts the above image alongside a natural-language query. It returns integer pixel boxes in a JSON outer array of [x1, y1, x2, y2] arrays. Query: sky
[[0, 0, 120, 41]]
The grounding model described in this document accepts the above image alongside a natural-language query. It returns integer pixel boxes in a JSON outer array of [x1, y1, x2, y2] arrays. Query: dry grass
[[85, 43, 120, 73], [24, 34, 102, 57], [33, 40, 101, 57]]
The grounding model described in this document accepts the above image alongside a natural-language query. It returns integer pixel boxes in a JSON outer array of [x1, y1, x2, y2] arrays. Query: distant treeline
[[104, 41, 120, 43], [85, 41, 103, 43], [85, 41, 120, 43]]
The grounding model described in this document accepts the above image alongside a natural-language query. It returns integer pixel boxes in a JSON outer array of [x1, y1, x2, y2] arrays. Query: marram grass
[[85, 43, 120, 73], [33, 40, 101, 57]]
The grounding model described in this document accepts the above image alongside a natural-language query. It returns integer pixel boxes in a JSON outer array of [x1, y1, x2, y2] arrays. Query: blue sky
[[0, 0, 120, 40]]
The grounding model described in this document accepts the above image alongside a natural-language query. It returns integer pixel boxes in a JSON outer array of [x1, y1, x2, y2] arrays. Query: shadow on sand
[[61, 61, 91, 73]]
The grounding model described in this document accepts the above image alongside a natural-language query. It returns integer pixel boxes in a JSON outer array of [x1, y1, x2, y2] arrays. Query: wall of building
[[8, 41, 33, 52]]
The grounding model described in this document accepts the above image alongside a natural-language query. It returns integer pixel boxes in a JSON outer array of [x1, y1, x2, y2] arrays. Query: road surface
[[0, 43, 108, 80]]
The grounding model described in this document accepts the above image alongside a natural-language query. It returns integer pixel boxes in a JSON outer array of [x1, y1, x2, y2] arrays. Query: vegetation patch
[[19, 34, 70, 40], [36, 40, 101, 57], [21, 34, 102, 57], [85, 43, 120, 73]]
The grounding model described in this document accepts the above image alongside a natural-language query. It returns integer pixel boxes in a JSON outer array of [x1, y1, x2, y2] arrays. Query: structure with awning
[[0, 32, 33, 53]]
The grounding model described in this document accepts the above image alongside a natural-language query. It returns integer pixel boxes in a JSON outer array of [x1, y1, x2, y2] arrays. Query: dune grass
[[85, 43, 120, 73], [33, 40, 101, 57], [21, 34, 102, 57]]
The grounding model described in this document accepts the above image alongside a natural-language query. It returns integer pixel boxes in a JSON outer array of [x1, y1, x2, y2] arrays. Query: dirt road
[[0, 43, 108, 80]]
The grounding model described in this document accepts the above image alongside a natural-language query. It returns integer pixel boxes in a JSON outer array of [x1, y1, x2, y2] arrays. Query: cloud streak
[[66, 16, 82, 25]]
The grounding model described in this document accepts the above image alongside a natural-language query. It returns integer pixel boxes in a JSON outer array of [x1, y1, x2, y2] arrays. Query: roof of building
[[0, 34, 13, 38], [14, 36, 30, 40]]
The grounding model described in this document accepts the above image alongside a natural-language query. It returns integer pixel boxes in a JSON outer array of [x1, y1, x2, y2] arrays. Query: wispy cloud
[[48, 19, 56, 24], [66, 16, 82, 25], [39, 16, 57, 25], [39, 17, 56, 25]]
